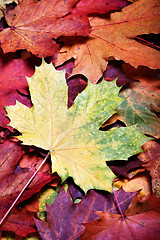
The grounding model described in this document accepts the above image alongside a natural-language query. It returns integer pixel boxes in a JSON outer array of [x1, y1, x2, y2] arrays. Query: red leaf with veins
[[0, 0, 90, 57], [0, 140, 59, 237], [35, 187, 136, 239]]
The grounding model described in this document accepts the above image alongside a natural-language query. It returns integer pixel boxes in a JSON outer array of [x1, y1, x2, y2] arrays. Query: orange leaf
[[114, 172, 152, 202], [56, 0, 160, 83], [0, 0, 90, 57]]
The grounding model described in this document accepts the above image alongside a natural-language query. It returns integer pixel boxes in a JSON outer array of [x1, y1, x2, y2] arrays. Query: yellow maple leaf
[[5, 60, 148, 192]]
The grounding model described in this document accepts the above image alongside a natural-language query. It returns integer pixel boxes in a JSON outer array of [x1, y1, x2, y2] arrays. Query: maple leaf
[[116, 81, 160, 138], [81, 210, 160, 240], [138, 140, 160, 197], [35, 186, 136, 240], [5, 60, 149, 192], [0, 0, 90, 57], [55, 0, 160, 83], [0, 139, 58, 236], [0, 52, 34, 128], [81, 192, 160, 240]]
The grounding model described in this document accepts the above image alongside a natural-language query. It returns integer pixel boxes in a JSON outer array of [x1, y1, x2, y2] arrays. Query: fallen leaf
[[0, 208, 37, 237], [114, 172, 152, 202], [138, 140, 160, 197], [38, 186, 60, 221], [56, 0, 160, 83], [81, 210, 160, 240], [0, 0, 90, 57], [82, 189, 160, 240], [122, 64, 160, 90], [116, 81, 160, 138], [0, 0, 18, 20], [5, 60, 149, 192], [0, 139, 24, 179], [0, 52, 35, 128], [125, 192, 160, 215], [35, 187, 85, 240], [0, 140, 57, 235], [35, 187, 136, 240]]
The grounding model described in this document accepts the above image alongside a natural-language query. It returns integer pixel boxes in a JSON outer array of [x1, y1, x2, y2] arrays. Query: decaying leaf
[[138, 140, 160, 197], [56, 0, 160, 83], [5, 60, 149, 192], [116, 81, 160, 138]]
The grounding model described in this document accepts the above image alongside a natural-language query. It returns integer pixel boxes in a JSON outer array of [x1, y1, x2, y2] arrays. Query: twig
[[0, 151, 50, 226]]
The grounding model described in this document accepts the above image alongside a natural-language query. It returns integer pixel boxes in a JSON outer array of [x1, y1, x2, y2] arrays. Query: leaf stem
[[0, 151, 50, 226], [112, 186, 125, 221]]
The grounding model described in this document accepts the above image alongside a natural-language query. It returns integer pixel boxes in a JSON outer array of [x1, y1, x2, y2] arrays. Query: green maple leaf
[[5, 60, 148, 192]]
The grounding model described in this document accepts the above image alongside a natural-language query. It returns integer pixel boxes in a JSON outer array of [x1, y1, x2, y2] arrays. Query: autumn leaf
[[35, 186, 136, 240], [56, 0, 160, 83], [0, 0, 18, 20], [114, 171, 152, 202], [0, 138, 24, 179], [138, 140, 160, 197], [0, 139, 58, 237], [116, 81, 160, 138], [0, 52, 35, 128], [122, 64, 160, 90], [81, 193, 160, 240], [5, 59, 149, 193], [0, 0, 90, 57], [81, 210, 160, 240], [0, 208, 37, 237]]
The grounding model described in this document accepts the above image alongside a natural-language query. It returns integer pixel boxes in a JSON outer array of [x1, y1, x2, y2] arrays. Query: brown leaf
[[138, 140, 160, 197], [56, 0, 160, 83], [122, 64, 160, 90]]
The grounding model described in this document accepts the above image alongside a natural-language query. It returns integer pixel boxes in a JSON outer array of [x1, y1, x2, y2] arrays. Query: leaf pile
[[0, 0, 160, 239]]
